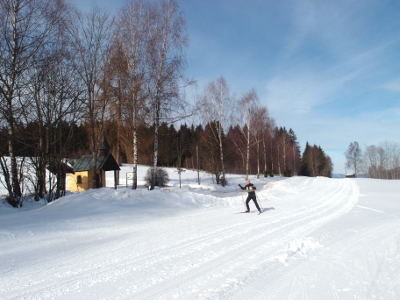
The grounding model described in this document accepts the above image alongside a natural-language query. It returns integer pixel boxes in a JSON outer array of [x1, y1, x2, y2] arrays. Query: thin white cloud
[[380, 78, 400, 92], [265, 71, 331, 114], [264, 25, 396, 117], [264, 61, 364, 116]]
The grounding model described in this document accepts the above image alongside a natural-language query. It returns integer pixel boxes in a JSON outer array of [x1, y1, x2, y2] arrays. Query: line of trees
[[1, 114, 333, 186], [0, 0, 333, 208], [345, 141, 400, 179]]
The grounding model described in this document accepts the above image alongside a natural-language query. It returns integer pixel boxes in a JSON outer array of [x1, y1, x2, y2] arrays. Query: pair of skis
[[236, 210, 264, 215], [239, 186, 264, 215]]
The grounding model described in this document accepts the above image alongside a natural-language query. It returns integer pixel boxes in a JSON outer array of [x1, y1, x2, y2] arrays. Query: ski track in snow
[[0, 178, 366, 299]]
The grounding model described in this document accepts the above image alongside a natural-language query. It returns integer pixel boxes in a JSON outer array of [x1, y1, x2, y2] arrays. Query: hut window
[[77, 175, 82, 184]]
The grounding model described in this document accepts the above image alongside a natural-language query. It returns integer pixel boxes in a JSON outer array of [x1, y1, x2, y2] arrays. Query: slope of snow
[[1, 165, 400, 299]]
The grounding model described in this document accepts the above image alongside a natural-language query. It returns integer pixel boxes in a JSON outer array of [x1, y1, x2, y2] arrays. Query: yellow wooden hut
[[67, 137, 120, 191]]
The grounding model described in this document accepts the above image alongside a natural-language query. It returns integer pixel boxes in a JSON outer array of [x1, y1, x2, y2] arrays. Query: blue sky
[[72, 0, 400, 174]]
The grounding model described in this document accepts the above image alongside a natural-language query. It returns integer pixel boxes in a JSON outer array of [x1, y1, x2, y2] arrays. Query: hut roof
[[73, 153, 120, 172], [47, 161, 75, 174]]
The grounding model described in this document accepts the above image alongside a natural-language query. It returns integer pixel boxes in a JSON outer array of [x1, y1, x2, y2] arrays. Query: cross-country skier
[[239, 179, 262, 213]]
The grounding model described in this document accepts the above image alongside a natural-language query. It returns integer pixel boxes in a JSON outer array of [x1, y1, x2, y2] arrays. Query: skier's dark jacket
[[239, 183, 256, 197]]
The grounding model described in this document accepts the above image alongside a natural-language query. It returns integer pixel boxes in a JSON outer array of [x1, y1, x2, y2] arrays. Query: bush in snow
[[144, 167, 169, 188]]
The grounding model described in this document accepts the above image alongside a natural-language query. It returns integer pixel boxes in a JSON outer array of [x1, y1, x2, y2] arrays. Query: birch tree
[[115, 0, 149, 189], [235, 89, 259, 179], [252, 107, 270, 178], [0, 0, 67, 207], [145, 0, 188, 189], [261, 115, 275, 176], [345, 141, 362, 177], [364, 145, 379, 178], [276, 127, 292, 176], [68, 5, 113, 189], [198, 77, 234, 186]]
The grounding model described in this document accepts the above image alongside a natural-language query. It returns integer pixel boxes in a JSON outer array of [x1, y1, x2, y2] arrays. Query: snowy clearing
[[1, 165, 400, 300]]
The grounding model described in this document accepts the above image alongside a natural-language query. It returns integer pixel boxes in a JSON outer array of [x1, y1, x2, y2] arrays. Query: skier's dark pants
[[246, 195, 261, 212]]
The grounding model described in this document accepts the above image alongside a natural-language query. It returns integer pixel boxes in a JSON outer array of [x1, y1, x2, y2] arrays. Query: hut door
[[96, 174, 101, 188]]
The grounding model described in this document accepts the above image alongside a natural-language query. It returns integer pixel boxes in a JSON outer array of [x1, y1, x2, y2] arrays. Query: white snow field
[[1, 165, 400, 300]]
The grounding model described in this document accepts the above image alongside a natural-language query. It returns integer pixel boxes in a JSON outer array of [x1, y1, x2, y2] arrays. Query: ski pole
[[256, 191, 264, 212], [240, 190, 247, 210], [239, 185, 247, 211]]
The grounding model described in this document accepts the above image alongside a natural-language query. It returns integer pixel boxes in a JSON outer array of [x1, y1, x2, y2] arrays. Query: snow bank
[[1, 165, 400, 299]]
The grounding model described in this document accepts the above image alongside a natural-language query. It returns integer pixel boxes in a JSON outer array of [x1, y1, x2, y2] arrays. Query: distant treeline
[[0, 120, 332, 179], [345, 141, 400, 179]]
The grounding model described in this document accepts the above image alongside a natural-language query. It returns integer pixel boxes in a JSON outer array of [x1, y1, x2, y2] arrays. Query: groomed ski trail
[[1, 177, 359, 300], [128, 177, 358, 300]]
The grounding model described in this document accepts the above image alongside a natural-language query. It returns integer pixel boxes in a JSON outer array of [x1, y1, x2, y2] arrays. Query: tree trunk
[[8, 123, 21, 207], [132, 118, 138, 190], [151, 100, 160, 190]]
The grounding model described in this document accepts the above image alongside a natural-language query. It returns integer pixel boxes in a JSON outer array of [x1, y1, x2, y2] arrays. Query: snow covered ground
[[1, 165, 399, 300]]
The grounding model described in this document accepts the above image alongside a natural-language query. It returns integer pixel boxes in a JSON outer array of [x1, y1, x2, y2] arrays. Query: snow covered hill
[[1, 165, 399, 299]]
